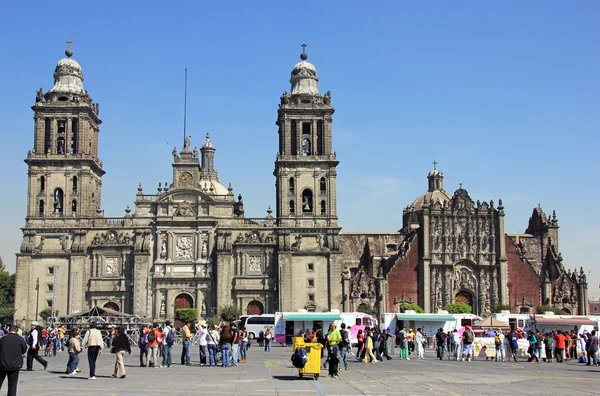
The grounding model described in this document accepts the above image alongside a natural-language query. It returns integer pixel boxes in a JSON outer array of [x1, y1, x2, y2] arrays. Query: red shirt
[[554, 334, 567, 349]]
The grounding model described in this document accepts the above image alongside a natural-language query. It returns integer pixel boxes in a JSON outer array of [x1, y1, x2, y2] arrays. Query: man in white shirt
[[26, 321, 48, 371], [452, 329, 462, 361], [161, 321, 173, 368], [196, 323, 208, 366]]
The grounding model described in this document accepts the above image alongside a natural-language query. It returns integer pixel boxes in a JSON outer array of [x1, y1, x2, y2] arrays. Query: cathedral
[[14, 43, 588, 325]]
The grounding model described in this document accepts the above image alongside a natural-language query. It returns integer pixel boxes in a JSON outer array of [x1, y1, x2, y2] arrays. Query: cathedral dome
[[290, 51, 319, 95], [409, 164, 451, 210], [49, 47, 84, 95]]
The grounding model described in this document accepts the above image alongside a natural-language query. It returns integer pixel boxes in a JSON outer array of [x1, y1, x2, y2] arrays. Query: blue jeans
[[495, 345, 505, 361], [231, 344, 239, 365], [199, 345, 207, 364], [437, 344, 446, 360], [67, 353, 79, 373], [240, 341, 247, 360], [340, 344, 348, 369], [208, 344, 218, 366], [221, 343, 231, 367], [162, 343, 172, 366], [181, 340, 190, 365], [264, 340, 271, 352], [53, 338, 60, 356], [535, 346, 542, 362]]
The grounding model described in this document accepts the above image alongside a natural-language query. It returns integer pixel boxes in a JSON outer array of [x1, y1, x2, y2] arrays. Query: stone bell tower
[[274, 45, 342, 312], [26, 41, 104, 218]]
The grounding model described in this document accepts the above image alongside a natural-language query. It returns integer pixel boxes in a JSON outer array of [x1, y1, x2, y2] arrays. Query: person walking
[[435, 328, 446, 361], [379, 328, 393, 361], [527, 330, 539, 364], [161, 321, 174, 368], [0, 325, 28, 396], [494, 331, 505, 362], [587, 331, 598, 366], [138, 325, 148, 367], [239, 326, 248, 363], [65, 330, 82, 375], [82, 322, 103, 379], [452, 329, 461, 361], [362, 330, 378, 364], [144, 323, 160, 368], [398, 327, 409, 360], [415, 328, 425, 360], [509, 330, 520, 362], [326, 322, 343, 378], [207, 325, 220, 367], [196, 323, 208, 365], [462, 326, 475, 362], [26, 321, 48, 371], [339, 323, 350, 370], [554, 330, 567, 363], [111, 326, 131, 379], [180, 320, 192, 366], [230, 323, 239, 366], [356, 329, 365, 360], [264, 326, 273, 352]]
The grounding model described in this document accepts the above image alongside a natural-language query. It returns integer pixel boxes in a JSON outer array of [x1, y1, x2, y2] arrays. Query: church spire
[[427, 161, 444, 192]]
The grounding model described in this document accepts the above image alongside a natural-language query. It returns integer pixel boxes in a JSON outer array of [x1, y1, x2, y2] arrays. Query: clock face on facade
[[179, 172, 193, 186]]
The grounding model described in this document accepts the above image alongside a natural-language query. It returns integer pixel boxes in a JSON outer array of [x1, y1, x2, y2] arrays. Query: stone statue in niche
[[183, 136, 191, 151], [160, 300, 166, 317], [193, 146, 199, 158], [160, 240, 167, 258], [172, 147, 178, 160], [201, 240, 208, 258], [368, 280, 376, 298]]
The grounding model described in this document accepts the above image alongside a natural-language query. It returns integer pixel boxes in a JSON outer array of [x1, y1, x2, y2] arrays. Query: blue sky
[[1, 1, 599, 296]]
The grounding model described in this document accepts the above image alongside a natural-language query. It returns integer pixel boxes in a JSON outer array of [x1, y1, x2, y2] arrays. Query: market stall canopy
[[473, 317, 510, 328], [282, 312, 341, 321], [56, 306, 142, 326], [534, 317, 597, 326], [396, 313, 455, 321]]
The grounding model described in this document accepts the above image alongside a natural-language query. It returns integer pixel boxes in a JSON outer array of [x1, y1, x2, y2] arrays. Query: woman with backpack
[[494, 331, 505, 362], [356, 329, 364, 361]]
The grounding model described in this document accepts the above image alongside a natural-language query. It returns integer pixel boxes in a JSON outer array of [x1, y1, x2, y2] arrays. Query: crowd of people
[[1, 318, 599, 394]]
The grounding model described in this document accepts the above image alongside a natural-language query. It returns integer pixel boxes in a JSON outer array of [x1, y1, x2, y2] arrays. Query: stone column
[[168, 232, 174, 261], [422, 204, 431, 312], [497, 212, 508, 305]]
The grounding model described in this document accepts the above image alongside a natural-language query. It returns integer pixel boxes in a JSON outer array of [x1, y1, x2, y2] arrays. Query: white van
[[240, 314, 275, 339]]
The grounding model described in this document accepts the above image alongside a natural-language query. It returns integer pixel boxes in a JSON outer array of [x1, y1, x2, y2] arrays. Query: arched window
[[289, 177, 295, 193], [289, 200, 295, 214], [320, 200, 326, 215], [302, 189, 313, 213], [71, 200, 77, 215], [53, 188, 64, 214], [319, 177, 326, 193], [301, 138, 311, 156], [57, 137, 65, 154], [435, 179, 440, 189], [39, 200, 45, 215], [40, 176, 45, 192], [72, 176, 78, 191]]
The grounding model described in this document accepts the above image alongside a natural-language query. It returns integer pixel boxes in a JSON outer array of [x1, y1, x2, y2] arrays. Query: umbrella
[[473, 317, 510, 329]]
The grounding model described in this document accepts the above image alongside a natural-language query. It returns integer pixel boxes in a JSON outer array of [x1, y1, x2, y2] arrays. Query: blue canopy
[[282, 313, 342, 321]]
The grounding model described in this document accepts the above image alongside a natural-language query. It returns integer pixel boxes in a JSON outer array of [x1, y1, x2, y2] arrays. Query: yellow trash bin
[[293, 339, 323, 380]]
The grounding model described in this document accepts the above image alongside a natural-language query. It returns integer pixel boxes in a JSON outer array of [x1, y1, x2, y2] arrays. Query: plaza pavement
[[15, 345, 600, 396]]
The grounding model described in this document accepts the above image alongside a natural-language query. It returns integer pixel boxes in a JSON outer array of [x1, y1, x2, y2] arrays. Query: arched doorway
[[247, 300, 264, 315], [174, 293, 194, 311], [104, 302, 120, 312], [455, 291, 473, 307]]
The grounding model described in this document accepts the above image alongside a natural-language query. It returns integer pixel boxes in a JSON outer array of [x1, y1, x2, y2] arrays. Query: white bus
[[239, 314, 275, 340]]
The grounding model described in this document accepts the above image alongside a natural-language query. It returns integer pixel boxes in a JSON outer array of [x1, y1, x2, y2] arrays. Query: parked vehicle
[[239, 314, 275, 340]]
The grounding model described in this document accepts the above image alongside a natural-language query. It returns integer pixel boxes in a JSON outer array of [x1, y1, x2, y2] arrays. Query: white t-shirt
[[196, 328, 207, 346], [452, 332, 462, 344]]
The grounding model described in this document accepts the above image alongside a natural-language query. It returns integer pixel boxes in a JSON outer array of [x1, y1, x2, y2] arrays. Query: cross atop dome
[[66, 40, 73, 58], [300, 43, 308, 61]]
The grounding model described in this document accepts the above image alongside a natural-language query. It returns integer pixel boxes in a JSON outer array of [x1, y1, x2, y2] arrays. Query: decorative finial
[[459, 183, 463, 189], [206, 132, 210, 140], [432, 160, 438, 170], [300, 43, 308, 61], [125, 205, 131, 215], [137, 183, 143, 192], [65, 40, 73, 58], [267, 206, 273, 215]]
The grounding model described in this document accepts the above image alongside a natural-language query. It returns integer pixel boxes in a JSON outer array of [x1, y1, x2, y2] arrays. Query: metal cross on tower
[[432, 160, 438, 170], [301, 43, 307, 53]]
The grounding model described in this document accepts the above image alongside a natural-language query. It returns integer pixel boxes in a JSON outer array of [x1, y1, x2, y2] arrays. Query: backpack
[[291, 348, 308, 368], [166, 328, 175, 345], [464, 330, 474, 343], [494, 335, 501, 346], [147, 330, 156, 343], [340, 330, 350, 348]]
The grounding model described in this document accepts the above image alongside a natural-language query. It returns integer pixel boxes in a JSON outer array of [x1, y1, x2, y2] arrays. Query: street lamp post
[[35, 278, 40, 321]]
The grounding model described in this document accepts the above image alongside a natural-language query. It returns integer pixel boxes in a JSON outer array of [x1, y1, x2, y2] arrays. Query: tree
[[219, 304, 241, 323], [493, 304, 511, 313], [39, 308, 59, 324], [444, 302, 472, 314], [398, 304, 424, 313], [0, 257, 15, 309], [206, 316, 221, 327], [536, 305, 563, 315], [175, 308, 198, 324], [356, 302, 377, 316]]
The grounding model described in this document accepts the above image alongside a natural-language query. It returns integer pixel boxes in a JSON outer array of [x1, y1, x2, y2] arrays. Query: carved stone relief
[[176, 236, 194, 260], [105, 257, 118, 275], [248, 256, 262, 273]]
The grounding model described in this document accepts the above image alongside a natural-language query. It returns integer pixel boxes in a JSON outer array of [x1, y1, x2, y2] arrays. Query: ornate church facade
[[14, 44, 587, 324]]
